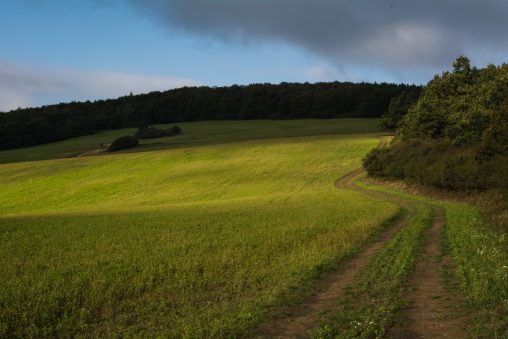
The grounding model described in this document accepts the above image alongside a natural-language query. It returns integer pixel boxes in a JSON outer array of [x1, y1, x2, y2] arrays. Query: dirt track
[[388, 207, 464, 338], [253, 169, 409, 338], [252, 168, 464, 338]]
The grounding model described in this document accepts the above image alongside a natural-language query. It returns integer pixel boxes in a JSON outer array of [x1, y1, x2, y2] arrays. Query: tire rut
[[388, 207, 465, 338], [251, 169, 410, 338], [252, 167, 465, 338]]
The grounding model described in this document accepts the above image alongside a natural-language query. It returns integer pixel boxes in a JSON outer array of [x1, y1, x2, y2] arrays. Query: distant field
[[0, 118, 381, 163], [0, 119, 399, 337]]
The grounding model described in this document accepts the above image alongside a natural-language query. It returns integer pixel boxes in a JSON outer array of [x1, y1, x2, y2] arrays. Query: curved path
[[252, 167, 464, 338], [253, 169, 411, 338]]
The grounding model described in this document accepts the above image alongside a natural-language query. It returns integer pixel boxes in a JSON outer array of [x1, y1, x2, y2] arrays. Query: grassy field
[[0, 119, 400, 337], [0, 118, 381, 164]]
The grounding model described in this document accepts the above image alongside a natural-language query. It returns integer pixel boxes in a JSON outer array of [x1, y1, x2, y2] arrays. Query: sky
[[1, 0, 507, 112]]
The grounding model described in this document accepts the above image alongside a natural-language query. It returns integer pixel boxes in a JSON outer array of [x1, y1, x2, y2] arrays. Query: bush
[[135, 126, 165, 139], [363, 138, 508, 193], [379, 90, 419, 130], [363, 148, 390, 177], [476, 120, 508, 159], [135, 125, 182, 139], [107, 135, 139, 152], [169, 125, 181, 135]]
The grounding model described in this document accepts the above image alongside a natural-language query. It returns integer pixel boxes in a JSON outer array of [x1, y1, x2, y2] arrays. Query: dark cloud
[[130, 0, 508, 78]]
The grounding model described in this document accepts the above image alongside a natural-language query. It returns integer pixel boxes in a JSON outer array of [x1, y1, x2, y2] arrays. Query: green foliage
[[366, 57, 508, 202], [134, 125, 182, 139], [380, 90, 420, 130], [107, 135, 138, 152], [170, 125, 182, 135], [135, 126, 165, 139], [0, 124, 398, 337], [476, 103, 508, 159], [399, 56, 508, 147], [363, 138, 508, 192]]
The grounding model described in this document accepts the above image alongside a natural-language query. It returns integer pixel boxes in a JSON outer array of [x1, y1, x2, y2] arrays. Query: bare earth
[[388, 207, 465, 338]]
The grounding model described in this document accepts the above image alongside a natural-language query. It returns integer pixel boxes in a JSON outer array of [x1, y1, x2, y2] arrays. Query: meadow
[[0, 119, 399, 337]]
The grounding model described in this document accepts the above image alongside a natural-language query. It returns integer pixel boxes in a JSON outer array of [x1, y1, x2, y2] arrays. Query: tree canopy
[[399, 56, 508, 153]]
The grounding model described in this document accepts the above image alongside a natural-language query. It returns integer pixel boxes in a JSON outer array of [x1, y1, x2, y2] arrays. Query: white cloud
[[0, 60, 201, 111], [303, 64, 335, 82], [303, 63, 353, 82], [0, 90, 32, 112]]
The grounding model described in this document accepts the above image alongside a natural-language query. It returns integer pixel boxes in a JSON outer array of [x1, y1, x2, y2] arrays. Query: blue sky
[[1, 0, 507, 111], [1, 1, 320, 82], [0, 1, 337, 110]]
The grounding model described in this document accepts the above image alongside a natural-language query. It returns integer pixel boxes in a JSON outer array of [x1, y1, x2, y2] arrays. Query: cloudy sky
[[1, 0, 507, 111]]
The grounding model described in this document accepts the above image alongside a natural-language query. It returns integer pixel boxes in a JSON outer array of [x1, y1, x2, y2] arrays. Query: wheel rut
[[388, 207, 464, 338], [252, 169, 410, 338], [252, 167, 465, 338]]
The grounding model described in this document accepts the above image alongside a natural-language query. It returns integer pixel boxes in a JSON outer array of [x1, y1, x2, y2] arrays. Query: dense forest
[[0, 82, 419, 150], [365, 57, 508, 226]]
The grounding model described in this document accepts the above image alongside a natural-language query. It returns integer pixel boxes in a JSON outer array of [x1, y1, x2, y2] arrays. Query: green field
[[0, 119, 400, 337], [0, 118, 381, 164]]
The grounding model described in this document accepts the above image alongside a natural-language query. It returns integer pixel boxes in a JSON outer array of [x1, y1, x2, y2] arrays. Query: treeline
[[365, 57, 508, 221], [0, 82, 419, 150]]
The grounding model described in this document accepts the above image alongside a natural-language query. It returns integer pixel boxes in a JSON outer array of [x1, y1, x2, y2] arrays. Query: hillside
[[0, 82, 420, 150], [1, 119, 507, 337], [0, 119, 381, 164], [0, 119, 400, 337]]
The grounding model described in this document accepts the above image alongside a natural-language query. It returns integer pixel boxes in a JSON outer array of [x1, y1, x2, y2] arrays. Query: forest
[[0, 82, 419, 150]]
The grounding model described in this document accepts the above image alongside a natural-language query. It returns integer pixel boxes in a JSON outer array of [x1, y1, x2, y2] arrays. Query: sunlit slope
[[0, 121, 398, 337], [1, 134, 380, 216]]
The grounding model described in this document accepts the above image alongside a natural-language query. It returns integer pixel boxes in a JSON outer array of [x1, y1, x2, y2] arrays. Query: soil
[[387, 208, 465, 338]]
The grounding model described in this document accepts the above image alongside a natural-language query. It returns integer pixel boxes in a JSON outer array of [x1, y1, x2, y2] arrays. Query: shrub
[[380, 90, 419, 130], [135, 125, 182, 139], [363, 137, 508, 193], [363, 148, 390, 177], [476, 120, 508, 159], [169, 125, 182, 135], [135, 126, 165, 139], [107, 135, 138, 152]]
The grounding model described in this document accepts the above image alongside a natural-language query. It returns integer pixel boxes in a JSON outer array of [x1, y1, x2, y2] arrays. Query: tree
[[107, 136, 139, 152], [453, 55, 471, 75], [380, 91, 419, 130]]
